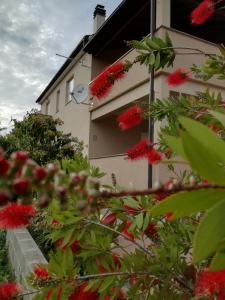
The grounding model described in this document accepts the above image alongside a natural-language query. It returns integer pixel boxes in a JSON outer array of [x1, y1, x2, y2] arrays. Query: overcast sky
[[0, 0, 122, 130]]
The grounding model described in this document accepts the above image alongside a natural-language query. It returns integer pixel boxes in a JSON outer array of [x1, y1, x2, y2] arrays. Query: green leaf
[[130, 40, 150, 51], [165, 32, 173, 47], [62, 248, 74, 276], [154, 52, 161, 70], [151, 189, 225, 219], [124, 198, 140, 209], [182, 131, 225, 185], [148, 53, 155, 66], [163, 134, 187, 160], [99, 276, 115, 293], [210, 250, 225, 271], [209, 110, 225, 128], [193, 199, 225, 262], [179, 116, 225, 165], [145, 38, 160, 50], [136, 213, 144, 229]]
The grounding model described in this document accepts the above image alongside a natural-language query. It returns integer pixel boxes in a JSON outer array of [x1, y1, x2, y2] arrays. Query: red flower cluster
[[117, 105, 143, 130], [0, 203, 36, 228], [11, 151, 28, 161], [0, 282, 21, 300], [33, 266, 49, 279], [191, 0, 215, 25], [69, 283, 98, 300], [33, 166, 47, 181], [195, 269, 225, 299], [13, 178, 30, 195], [167, 68, 190, 87], [90, 61, 127, 100], [126, 139, 162, 164], [144, 223, 158, 238]]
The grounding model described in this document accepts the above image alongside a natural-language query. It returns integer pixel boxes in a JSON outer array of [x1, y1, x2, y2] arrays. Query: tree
[[0, 110, 83, 165]]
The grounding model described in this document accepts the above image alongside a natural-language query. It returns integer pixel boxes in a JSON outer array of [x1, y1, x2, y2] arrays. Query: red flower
[[191, 0, 215, 25], [70, 240, 80, 253], [126, 139, 162, 164], [101, 212, 117, 225], [0, 203, 36, 228], [144, 223, 158, 238], [167, 69, 190, 87], [33, 266, 49, 279], [165, 212, 174, 221], [117, 105, 143, 130], [13, 178, 30, 195], [11, 151, 28, 161], [195, 269, 225, 299], [0, 156, 10, 176], [90, 61, 127, 100], [147, 148, 162, 165], [0, 282, 21, 300], [33, 167, 47, 181], [69, 283, 98, 300], [0, 190, 10, 206], [121, 220, 135, 240]]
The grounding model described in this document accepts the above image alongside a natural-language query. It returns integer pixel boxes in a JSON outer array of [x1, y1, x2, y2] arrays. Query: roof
[[36, 35, 90, 103]]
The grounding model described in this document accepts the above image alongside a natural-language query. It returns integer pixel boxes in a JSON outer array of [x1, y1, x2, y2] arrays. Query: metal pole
[[148, 0, 156, 188]]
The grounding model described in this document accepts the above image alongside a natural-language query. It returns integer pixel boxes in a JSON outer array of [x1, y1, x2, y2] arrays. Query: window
[[56, 90, 60, 113], [45, 101, 50, 115], [66, 77, 74, 104]]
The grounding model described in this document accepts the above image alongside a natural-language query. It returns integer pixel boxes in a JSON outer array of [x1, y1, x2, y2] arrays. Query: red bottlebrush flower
[[121, 220, 135, 240], [69, 283, 99, 300], [191, 0, 215, 25], [0, 156, 10, 176], [101, 212, 117, 225], [167, 68, 190, 87], [90, 61, 127, 100], [70, 240, 80, 253], [0, 190, 10, 206], [117, 105, 143, 130], [165, 212, 174, 221], [0, 203, 36, 228], [33, 266, 49, 279], [11, 151, 28, 161], [144, 223, 158, 238], [13, 178, 30, 195], [33, 166, 47, 181], [195, 269, 225, 298], [126, 139, 162, 164], [147, 148, 162, 165], [126, 139, 150, 161], [0, 282, 21, 300]]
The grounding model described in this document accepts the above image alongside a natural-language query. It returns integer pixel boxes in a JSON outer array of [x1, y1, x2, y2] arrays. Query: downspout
[[148, 0, 156, 188]]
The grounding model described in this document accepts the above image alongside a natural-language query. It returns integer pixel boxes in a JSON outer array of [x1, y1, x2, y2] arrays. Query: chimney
[[93, 4, 106, 33]]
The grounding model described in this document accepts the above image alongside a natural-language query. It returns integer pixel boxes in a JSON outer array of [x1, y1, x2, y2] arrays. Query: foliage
[[0, 110, 83, 165], [0, 230, 14, 282]]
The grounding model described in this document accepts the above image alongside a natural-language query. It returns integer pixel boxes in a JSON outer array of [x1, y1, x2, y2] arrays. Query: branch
[[99, 183, 225, 198], [85, 219, 153, 256]]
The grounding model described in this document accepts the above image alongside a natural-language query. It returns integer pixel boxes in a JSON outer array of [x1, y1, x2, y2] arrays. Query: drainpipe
[[148, 0, 156, 188]]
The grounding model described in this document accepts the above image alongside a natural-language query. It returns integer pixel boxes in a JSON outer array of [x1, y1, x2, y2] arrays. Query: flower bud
[[11, 151, 29, 161], [13, 178, 30, 195], [33, 167, 47, 182], [70, 173, 81, 186], [0, 156, 10, 176]]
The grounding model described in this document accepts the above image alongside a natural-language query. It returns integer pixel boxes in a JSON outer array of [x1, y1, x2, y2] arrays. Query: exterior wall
[[89, 26, 225, 187], [91, 155, 148, 189], [40, 52, 92, 154]]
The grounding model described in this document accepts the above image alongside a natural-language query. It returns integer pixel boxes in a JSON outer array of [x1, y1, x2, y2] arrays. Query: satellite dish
[[72, 84, 88, 104]]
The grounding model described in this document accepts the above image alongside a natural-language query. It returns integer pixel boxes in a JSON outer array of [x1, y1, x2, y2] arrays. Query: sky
[[0, 0, 123, 131]]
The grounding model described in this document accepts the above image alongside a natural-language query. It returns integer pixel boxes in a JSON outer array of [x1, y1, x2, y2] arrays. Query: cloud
[[0, 0, 122, 131]]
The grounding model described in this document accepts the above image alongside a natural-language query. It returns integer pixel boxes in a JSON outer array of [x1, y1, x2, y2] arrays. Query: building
[[36, 0, 225, 189]]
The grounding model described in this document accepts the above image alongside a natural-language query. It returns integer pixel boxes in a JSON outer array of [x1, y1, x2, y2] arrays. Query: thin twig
[[85, 219, 153, 256]]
